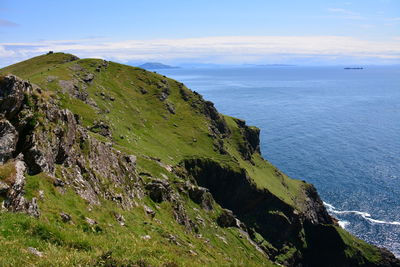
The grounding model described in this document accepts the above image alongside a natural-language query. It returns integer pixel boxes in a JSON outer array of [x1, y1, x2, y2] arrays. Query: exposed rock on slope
[[0, 53, 399, 267]]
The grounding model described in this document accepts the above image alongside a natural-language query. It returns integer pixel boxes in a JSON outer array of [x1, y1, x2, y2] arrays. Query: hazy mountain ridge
[[138, 62, 179, 70]]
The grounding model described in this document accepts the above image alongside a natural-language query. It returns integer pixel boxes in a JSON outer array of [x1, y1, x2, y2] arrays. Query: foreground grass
[[0, 172, 272, 266]]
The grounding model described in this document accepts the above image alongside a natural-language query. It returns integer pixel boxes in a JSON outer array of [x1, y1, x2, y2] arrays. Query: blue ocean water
[[158, 66, 400, 257]]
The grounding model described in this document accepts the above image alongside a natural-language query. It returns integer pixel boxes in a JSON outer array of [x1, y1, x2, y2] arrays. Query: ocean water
[[158, 66, 400, 257]]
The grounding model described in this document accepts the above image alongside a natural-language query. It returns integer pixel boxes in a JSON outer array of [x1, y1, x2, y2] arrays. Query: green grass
[[0, 161, 16, 184], [0, 171, 273, 266], [0, 52, 388, 266], [336, 226, 382, 264]]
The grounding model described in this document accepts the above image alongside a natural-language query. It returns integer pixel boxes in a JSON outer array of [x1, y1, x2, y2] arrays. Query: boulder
[[124, 155, 137, 166], [90, 121, 112, 138], [143, 205, 156, 218], [188, 185, 214, 211], [83, 73, 94, 82], [85, 217, 97, 225], [145, 179, 171, 203], [27, 247, 43, 257], [216, 209, 241, 228], [114, 213, 126, 226], [60, 212, 72, 222]]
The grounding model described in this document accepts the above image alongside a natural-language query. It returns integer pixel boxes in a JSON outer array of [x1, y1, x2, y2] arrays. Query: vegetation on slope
[[0, 53, 397, 267]]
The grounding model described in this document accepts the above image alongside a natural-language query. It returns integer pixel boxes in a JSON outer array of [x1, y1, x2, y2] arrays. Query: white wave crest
[[338, 220, 350, 229], [323, 202, 400, 226]]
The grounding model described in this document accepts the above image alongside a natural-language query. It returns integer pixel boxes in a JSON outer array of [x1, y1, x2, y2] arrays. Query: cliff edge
[[0, 53, 398, 266]]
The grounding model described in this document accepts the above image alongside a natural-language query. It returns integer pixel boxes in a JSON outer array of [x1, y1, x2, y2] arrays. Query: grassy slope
[[0, 53, 384, 266], [1, 169, 272, 266], [1, 53, 302, 207]]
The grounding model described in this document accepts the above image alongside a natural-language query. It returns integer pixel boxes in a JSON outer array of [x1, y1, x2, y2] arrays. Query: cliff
[[0, 53, 398, 266]]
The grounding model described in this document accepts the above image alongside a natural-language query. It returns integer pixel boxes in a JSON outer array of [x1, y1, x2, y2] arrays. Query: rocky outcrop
[[183, 158, 306, 251], [3, 157, 40, 217], [233, 118, 261, 160], [0, 75, 31, 119], [186, 183, 214, 211], [0, 120, 18, 164], [0, 75, 142, 209], [202, 100, 230, 137], [145, 179, 173, 203], [216, 209, 242, 228], [181, 157, 399, 266]]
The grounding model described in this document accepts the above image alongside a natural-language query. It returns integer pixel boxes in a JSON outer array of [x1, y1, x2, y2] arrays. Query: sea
[[157, 65, 400, 257]]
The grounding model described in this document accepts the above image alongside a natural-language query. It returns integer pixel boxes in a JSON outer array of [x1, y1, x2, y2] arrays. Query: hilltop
[[0, 53, 398, 266]]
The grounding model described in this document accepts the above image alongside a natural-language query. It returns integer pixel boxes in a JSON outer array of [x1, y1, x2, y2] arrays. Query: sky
[[0, 0, 399, 66]]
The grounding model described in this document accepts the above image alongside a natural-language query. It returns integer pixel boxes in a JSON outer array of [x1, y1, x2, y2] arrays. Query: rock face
[[217, 209, 241, 228], [233, 118, 261, 160], [3, 157, 40, 217], [0, 120, 18, 164], [0, 75, 142, 210], [186, 184, 214, 211], [183, 157, 376, 265], [0, 75, 31, 119]]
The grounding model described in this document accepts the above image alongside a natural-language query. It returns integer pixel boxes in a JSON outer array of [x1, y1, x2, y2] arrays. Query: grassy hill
[[0, 53, 397, 266]]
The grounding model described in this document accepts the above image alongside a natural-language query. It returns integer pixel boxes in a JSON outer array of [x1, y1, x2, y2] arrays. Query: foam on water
[[338, 220, 350, 229], [324, 202, 400, 226]]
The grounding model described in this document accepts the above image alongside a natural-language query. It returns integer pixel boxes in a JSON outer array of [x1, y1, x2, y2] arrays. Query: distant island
[[344, 67, 364, 70], [138, 62, 179, 70]]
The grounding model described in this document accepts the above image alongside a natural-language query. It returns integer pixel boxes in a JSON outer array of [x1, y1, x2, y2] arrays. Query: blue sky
[[1, 0, 399, 66]]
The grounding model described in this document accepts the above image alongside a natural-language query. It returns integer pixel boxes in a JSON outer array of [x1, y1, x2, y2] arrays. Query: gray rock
[[0, 180, 10, 193], [188, 185, 214, 211], [0, 75, 31, 119], [46, 75, 58, 82], [27, 247, 43, 257], [53, 178, 65, 187], [58, 79, 88, 102], [0, 120, 18, 164], [83, 73, 94, 82], [85, 217, 97, 225], [60, 212, 72, 222], [143, 205, 156, 218], [141, 235, 151, 240], [90, 121, 112, 138], [26, 197, 40, 218], [4, 159, 40, 217], [145, 179, 171, 203], [167, 234, 180, 246], [114, 213, 126, 226], [165, 102, 175, 114], [124, 155, 137, 166]]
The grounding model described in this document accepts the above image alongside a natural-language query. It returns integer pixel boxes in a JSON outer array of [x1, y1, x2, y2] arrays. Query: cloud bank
[[1, 35, 399, 67]]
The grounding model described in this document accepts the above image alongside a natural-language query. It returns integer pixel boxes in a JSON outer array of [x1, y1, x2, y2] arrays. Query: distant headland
[[138, 62, 179, 70]]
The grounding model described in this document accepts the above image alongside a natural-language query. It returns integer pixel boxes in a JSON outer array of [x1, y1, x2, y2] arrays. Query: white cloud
[[1, 35, 399, 66]]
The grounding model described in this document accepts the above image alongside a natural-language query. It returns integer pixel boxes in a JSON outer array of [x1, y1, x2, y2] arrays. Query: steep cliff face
[[0, 53, 398, 266]]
